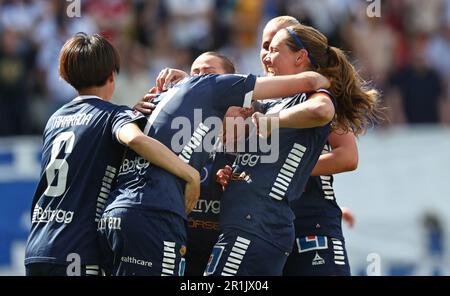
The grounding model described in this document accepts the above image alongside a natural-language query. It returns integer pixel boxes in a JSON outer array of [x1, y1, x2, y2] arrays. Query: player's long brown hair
[[285, 24, 383, 135]]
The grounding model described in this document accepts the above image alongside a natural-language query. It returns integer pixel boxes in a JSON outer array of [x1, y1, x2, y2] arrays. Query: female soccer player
[[97, 54, 331, 275], [260, 16, 359, 276], [151, 38, 357, 275], [24, 33, 201, 276], [205, 23, 380, 276]]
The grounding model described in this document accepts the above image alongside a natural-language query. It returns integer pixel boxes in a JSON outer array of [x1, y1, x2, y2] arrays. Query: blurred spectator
[[427, 22, 450, 123], [163, 0, 214, 58], [282, 0, 357, 36], [0, 28, 35, 135], [423, 213, 445, 261], [34, 1, 97, 123], [349, 15, 396, 86], [415, 212, 447, 276], [1, 0, 450, 137], [386, 36, 444, 124], [113, 43, 152, 107], [146, 21, 191, 86], [0, 0, 43, 34], [404, 0, 445, 35], [219, 0, 264, 75], [132, 0, 167, 48], [85, 0, 132, 41]]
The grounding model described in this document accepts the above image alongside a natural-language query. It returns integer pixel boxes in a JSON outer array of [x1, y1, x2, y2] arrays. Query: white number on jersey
[[44, 132, 75, 197]]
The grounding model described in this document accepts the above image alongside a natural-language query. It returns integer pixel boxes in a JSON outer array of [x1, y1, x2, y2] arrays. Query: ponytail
[[321, 46, 381, 135], [285, 25, 384, 135]]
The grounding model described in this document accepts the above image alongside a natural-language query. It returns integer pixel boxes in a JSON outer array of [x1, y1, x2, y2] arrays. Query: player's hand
[[341, 207, 355, 228], [251, 112, 277, 138], [216, 165, 232, 191], [316, 73, 331, 89], [184, 169, 201, 215], [156, 68, 189, 93], [134, 87, 157, 115]]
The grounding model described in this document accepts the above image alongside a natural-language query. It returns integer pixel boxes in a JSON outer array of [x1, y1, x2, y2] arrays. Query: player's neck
[[78, 86, 112, 101]]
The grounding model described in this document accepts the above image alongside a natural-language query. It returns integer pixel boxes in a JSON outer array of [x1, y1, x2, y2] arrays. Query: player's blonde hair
[[265, 15, 300, 28]]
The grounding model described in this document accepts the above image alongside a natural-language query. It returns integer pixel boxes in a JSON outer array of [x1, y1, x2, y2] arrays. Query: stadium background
[[1, 0, 449, 275]]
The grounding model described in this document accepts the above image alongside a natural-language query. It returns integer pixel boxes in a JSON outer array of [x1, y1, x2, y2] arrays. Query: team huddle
[[24, 16, 381, 276]]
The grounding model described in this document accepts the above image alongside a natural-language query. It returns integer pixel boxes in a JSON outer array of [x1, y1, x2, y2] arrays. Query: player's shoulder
[[83, 98, 138, 118], [195, 73, 252, 82]]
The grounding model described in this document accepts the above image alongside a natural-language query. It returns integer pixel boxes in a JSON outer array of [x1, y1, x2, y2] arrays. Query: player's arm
[[277, 93, 335, 128], [118, 122, 200, 213], [252, 93, 335, 137], [252, 71, 330, 101], [310, 130, 358, 176]]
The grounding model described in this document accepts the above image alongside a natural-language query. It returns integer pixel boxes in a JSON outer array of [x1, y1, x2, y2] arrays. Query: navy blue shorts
[[204, 229, 290, 276], [185, 247, 212, 276], [97, 207, 187, 276], [184, 229, 219, 276], [283, 235, 351, 276], [25, 263, 101, 276]]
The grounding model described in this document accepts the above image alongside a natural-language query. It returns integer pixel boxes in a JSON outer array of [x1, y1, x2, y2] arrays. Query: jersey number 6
[[44, 132, 75, 197]]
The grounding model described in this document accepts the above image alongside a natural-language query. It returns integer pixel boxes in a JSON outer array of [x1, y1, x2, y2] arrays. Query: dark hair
[[284, 25, 383, 135], [202, 51, 236, 74], [59, 32, 120, 90]]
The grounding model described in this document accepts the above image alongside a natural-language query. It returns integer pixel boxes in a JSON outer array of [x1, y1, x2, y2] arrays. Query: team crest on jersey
[[296, 235, 328, 253], [179, 245, 187, 256]]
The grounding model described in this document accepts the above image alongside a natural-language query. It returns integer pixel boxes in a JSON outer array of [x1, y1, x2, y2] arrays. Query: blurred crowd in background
[[1, 0, 450, 136]]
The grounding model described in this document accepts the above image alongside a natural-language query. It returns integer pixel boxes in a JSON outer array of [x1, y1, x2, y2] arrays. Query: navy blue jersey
[[25, 96, 145, 266], [105, 74, 256, 219], [291, 143, 344, 240], [220, 90, 334, 252]]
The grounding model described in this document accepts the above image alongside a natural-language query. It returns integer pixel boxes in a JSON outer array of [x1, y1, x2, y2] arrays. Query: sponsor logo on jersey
[[235, 154, 260, 167], [97, 216, 122, 231], [121, 256, 152, 268], [191, 199, 220, 214], [188, 218, 219, 230], [32, 205, 74, 224], [119, 156, 149, 176]]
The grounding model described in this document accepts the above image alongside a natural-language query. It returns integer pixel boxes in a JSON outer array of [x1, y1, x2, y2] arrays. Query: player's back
[[106, 74, 256, 220], [25, 96, 143, 268]]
